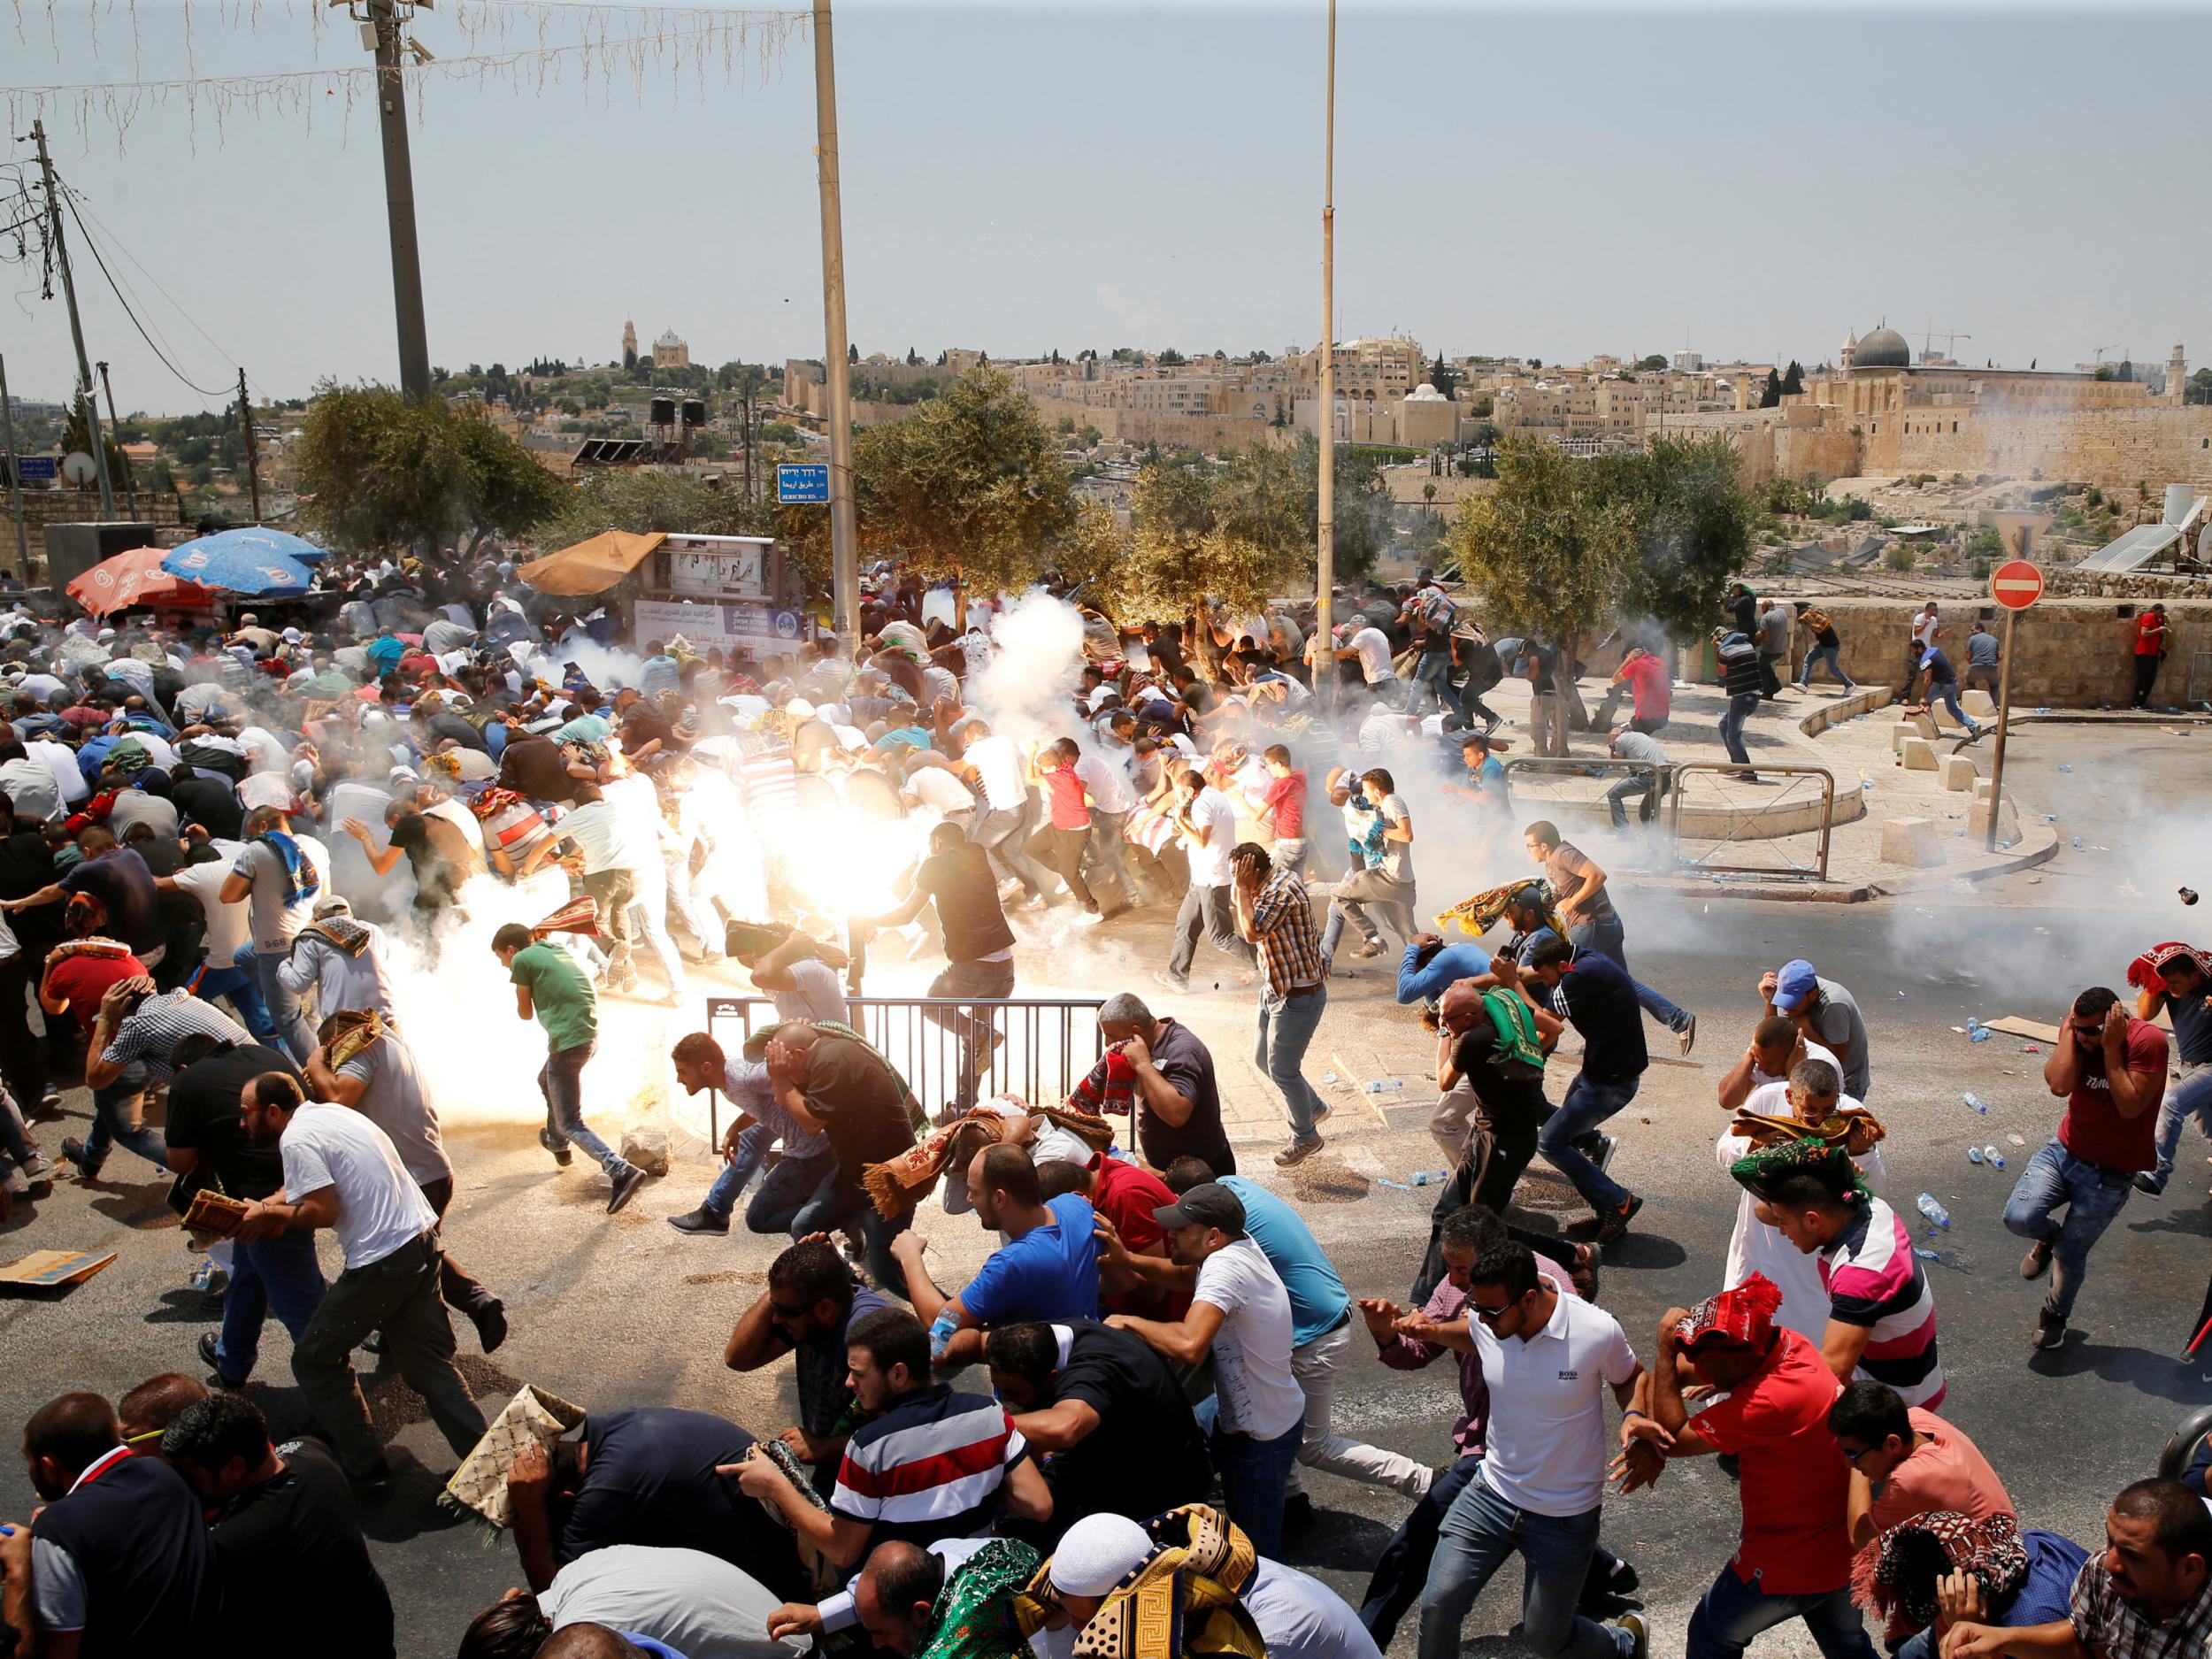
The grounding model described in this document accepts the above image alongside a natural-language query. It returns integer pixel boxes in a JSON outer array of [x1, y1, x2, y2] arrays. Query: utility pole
[[96, 362, 138, 518], [811, 0, 859, 648], [30, 119, 116, 518], [366, 0, 433, 399], [238, 368, 262, 524], [0, 356, 29, 576], [1312, 0, 1337, 708]]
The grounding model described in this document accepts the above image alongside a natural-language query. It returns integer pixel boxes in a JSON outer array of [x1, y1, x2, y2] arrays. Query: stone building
[[654, 329, 691, 369]]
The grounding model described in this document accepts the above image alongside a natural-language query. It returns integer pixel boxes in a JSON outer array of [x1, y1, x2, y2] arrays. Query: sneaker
[[1312, 1102, 1333, 1127], [1347, 940, 1384, 960], [538, 1128, 573, 1169], [1609, 1611, 1649, 1659], [35, 1087, 61, 1118], [606, 1163, 649, 1215], [1595, 1194, 1643, 1247], [996, 879, 1025, 902], [1273, 1137, 1325, 1168], [2020, 1240, 2053, 1280], [1282, 1492, 1317, 1529], [471, 1299, 509, 1356], [1592, 1134, 1620, 1177], [2134, 1171, 2169, 1197], [1677, 1012, 1698, 1056], [1071, 909, 1104, 927], [2032, 1308, 2067, 1350], [1151, 970, 1192, 995], [60, 1136, 102, 1181], [197, 1332, 245, 1388], [667, 1207, 730, 1235]]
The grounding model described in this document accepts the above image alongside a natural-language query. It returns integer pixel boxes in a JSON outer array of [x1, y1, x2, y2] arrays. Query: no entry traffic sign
[[1991, 559, 2043, 611]]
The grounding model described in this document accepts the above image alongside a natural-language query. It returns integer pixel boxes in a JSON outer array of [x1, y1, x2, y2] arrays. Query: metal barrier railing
[[1665, 763, 1837, 881], [1497, 755, 1675, 847], [703, 995, 1107, 1141]]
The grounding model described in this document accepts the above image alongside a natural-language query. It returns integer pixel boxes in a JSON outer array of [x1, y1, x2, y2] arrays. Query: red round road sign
[[1991, 559, 2044, 610]]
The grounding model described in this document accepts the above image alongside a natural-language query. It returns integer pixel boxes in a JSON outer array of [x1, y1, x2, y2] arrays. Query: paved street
[[0, 723, 2206, 1656]]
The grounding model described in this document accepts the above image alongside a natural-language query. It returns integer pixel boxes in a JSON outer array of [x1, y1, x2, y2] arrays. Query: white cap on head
[[1048, 1513, 1151, 1597], [786, 696, 818, 719]]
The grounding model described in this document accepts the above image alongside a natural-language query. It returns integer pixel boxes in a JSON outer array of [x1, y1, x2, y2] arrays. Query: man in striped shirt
[[730, 1305, 1051, 1573], [1758, 1164, 1944, 1409], [1231, 842, 1332, 1170]]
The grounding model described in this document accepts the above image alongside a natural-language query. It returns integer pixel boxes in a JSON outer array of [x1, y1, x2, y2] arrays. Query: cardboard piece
[[0, 1250, 118, 1290], [183, 1190, 250, 1239], [1982, 1016, 2062, 1042]]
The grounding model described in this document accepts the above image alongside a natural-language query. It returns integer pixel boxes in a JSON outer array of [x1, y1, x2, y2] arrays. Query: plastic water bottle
[[2072, 836, 2083, 850], [1916, 1194, 1952, 1230], [1983, 1145, 2006, 1169], [1968, 1146, 1984, 1164], [1970, 1026, 1991, 1043], [1962, 1091, 1987, 1113], [1363, 1079, 1404, 1094]]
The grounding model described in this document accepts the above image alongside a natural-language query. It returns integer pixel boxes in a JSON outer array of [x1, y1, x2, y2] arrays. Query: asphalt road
[[0, 721, 2206, 1658]]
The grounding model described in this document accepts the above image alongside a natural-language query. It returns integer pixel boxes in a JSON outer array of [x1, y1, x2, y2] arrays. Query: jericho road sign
[[1991, 559, 2044, 611]]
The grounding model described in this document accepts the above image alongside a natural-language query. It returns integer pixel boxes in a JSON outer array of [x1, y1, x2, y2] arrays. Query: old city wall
[[1025, 396, 1284, 451], [1891, 403, 2212, 491], [1775, 595, 2212, 709]]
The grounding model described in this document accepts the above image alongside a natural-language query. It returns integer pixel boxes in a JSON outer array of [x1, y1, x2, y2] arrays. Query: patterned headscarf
[[1677, 1272, 1785, 1355], [1030, 1505, 1268, 1659], [918, 1539, 1045, 1659], [1855, 1510, 2028, 1645], [2128, 941, 2211, 998], [1436, 879, 1568, 942], [1728, 1136, 1870, 1203]]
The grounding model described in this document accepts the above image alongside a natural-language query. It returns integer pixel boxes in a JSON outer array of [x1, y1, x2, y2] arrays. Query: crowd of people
[[0, 556, 2203, 1659]]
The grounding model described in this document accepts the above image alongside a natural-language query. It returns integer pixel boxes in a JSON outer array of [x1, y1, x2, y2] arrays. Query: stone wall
[[1025, 395, 1281, 452], [1773, 595, 2212, 709]]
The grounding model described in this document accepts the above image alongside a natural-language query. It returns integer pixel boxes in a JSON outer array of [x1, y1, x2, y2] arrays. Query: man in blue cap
[[1763, 960, 1870, 1102]]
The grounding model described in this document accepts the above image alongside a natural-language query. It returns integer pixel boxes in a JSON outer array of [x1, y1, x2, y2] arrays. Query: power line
[[55, 184, 232, 397], [58, 183, 262, 403]]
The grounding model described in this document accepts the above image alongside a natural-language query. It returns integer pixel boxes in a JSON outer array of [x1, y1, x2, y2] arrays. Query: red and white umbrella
[[65, 545, 215, 618]]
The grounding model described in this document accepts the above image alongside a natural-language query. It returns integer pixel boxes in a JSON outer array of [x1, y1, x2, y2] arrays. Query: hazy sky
[[6, 1, 2209, 416]]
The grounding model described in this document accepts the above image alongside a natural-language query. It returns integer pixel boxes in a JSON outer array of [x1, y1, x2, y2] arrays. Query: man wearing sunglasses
[[1415, 1239, 1647, 1659]]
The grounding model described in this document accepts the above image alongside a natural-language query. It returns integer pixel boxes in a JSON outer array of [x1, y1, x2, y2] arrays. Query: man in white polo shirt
[[233, 1069, 486, 1492], [958, 718, 1051, 908], [1156, 766, 1256, 995], [1417, 1239, 1647, 1659]]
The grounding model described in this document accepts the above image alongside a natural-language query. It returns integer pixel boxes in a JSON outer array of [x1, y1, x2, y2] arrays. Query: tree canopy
[[1443, 437, 1635, 650], [1586, 435, 1756, 643], [296, 383, 565, 557]]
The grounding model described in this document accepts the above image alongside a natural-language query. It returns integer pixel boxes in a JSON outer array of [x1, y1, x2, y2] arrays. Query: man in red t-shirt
[[1614, 1274, 1869, 1659], [2132, 603, 2170, 709], [1025, 739, 1098, 918], [38, 943, 146, 1037], [1054, 1152, 1189, 1319], [1257, 745, 1308, 876], [1610, 648, 1672, 735], [2002, 985, 2168, 1350]]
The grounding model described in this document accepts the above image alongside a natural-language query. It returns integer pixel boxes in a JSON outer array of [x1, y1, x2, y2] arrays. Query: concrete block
[[619, 1126, 671, 1177], [1890, 721, 1921, 756], [1901, 737, 1938, 771], [1880, 818, 1947, 867], [1925, 700, 1968, 733], [1972, 779, 1996, 803], [1962, 689, 1997, 718], [1906, 711, 1938, 739], [1940, 756, 1978, 791], [1968, 799, 2022, 844]]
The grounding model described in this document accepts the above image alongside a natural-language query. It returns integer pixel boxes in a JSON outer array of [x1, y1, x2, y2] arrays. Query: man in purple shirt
[[1353, 1205, 1633, 1646]]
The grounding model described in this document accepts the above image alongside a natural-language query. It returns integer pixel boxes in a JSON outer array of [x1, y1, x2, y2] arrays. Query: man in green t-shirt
[[491, 924, 648, 1214]]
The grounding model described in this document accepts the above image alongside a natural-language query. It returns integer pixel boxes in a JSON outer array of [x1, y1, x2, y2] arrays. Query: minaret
[[622, 318, 638, 369], [1839, 331, 1859, 372]]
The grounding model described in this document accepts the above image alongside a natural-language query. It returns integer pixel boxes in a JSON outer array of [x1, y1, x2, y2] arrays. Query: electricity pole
[[96, 362, 138, 518], [30, 119, 116, 518], [1313, 0, 1337, 706], [811, 0, 859, 647], [366, 0, 433, 399], [0, 355, 29, 574], [238, 369, 262, 524]]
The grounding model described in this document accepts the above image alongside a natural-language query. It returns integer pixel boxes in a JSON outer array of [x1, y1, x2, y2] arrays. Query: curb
[[1863, 818, 2063, 895]]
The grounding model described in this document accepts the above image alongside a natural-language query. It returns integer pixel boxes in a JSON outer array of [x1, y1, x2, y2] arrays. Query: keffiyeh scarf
[[2127, 941, 2211, 999], [254, 831, 320, 910], [1732, 1102, 1887, 1158], [321, 1009, 385, 1069], [1678, 1271, 1784, 1354], [1728, 1136, 1870, 1203], [864, 1100, 1114, 1218], [1067, 1047, 1140, 1118], [1855, 1510, 2027, 1645], [44, 936, 134, 968], [530, 895, 602, 941], [295, 916, 373, 959], [1041, 1505, 1268, 1659]]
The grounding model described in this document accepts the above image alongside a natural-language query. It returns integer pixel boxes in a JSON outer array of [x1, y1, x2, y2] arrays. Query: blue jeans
[[1929, 681, 1978, 734], [212, 1229, 328, 1384], [2149, 1065, 2212, 1187], [245, 944, 315, 1064], [81, 1065, 166, 1174], [1408, 651, 1467, 724], [538, 1041, 630, 1176], [789, 1165, 913, 1296], [1209, 1418, 1303, 1563], [1366, 1455, 1479, 1646], [1567, 916, 1692, 1035], [1256, 986, 1329, 1142], [192, 964, 280, 1048], [1686, 1565, 1874, 1659], [1417, 1467, 1630, 1659], [1719, 691, 1759, 767], [1603, 775, 1659, 831], [742, 1151, 844, 1237], [1540, 1072, 1640, 1213], [1798, 645, 1855, 690], [2001, 1138, 2134, 1320], [702, 1120, 776, 1222]]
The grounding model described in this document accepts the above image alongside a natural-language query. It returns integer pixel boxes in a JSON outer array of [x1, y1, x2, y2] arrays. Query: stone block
[[1905, 711, 1938, 739], [1968, 799, 2021, 844], [1880, 818, 1947, 867], [1890, 721, 1921, 755], [1940, 756, 1978, 791], [1925, 699, 1968, 733], [1962, 689, 1997, 718], [1901, 737, 1938, 771], [619, 1126, 671, 1177], [1972, 779, 1996, 803]]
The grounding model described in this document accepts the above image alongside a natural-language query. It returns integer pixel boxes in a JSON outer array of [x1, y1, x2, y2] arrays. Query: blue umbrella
[[161, 531, 314, 597]]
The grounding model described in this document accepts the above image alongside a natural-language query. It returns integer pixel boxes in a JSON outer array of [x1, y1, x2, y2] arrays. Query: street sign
[[11, 456, 56, 481], [776, 464, 830, 504], [1991, 559, 2044, 611]]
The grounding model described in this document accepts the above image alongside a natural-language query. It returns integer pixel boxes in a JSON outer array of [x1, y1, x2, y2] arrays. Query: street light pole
[[0, 355, 29, 575], [366, 0, 433, 400], [96, 362, 139, 518], [238, 368, 262, 525], [30, 119, 116, 518], [811, 0, 860, 649], [1313, 0, 1336, 706]]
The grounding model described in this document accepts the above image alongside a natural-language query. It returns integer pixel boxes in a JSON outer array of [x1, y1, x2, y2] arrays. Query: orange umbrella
[[66, 545, 215, 618], [516, 529, 665, 596]]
